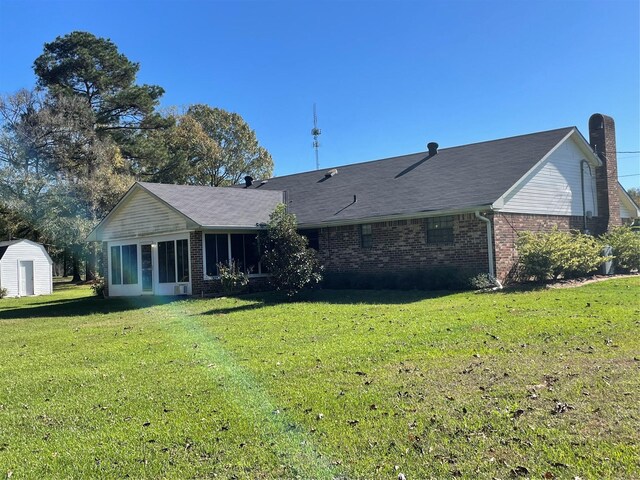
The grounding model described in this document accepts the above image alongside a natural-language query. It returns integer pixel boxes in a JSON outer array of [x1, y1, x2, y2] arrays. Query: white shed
[[0, 240, 53, 297]]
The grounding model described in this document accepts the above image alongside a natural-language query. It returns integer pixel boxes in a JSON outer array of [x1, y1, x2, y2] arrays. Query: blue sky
[[1, 0, 639, 189]]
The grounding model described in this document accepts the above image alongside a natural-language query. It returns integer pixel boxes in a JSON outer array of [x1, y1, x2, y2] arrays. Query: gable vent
[[325, 168, 338, 178]]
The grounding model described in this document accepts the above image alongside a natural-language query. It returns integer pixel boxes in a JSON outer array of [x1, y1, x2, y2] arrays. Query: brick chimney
[[588, 113, 621, 231]]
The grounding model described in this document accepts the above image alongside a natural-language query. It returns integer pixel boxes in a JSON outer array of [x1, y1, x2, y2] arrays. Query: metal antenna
[[311, 103, 321, 170]]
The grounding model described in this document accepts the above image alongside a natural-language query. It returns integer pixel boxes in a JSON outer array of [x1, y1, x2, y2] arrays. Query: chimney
[[244, 175, 253, 188], [588, 113, 621, 231], [427, 142, 439, 156]]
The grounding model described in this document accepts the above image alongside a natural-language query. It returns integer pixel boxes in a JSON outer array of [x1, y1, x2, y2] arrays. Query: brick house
[[88, 114, 639, 296]]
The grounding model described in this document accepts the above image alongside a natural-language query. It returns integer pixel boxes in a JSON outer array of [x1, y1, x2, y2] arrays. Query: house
[[87, 113, 639, 297], [0, 239, 53, 297]]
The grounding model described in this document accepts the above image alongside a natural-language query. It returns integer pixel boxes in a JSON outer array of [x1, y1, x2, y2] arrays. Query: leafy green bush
[[600, 226, 640, 272], [516, 228, 608, 282], [217, 260, 249, 294], [260, 204, 323, 296], [0, 287, 7, 299]]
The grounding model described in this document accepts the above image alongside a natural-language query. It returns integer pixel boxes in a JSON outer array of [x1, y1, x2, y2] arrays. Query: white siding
[[501, 138, 598, 216], [0, 241, 52, 297], [99, 188, 189, 241], [620, 187, 639, 219]]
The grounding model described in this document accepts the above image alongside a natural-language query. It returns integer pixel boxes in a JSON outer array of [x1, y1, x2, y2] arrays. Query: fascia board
[[296, 205, 493, 229]]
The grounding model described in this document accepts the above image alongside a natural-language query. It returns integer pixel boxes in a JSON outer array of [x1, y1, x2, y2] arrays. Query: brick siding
[[317, 214, 489, 275], [492, 212, 606, 282]]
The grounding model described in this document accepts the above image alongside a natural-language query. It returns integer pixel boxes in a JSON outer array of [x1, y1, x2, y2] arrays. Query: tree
[[259, 204, 322, 296], [151, 105, 273, 186], [31, 31, 166, 278], [0, 89, 133, 280], [33, 31, 167, 139]]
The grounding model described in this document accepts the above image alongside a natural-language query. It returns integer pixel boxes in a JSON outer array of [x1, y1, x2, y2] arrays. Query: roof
[[137, 182, 284, 227], [0, 239, 52, 263], [242, 127, 577, 225]]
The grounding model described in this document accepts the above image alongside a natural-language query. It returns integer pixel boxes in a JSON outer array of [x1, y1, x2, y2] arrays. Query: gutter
[[474, 211, 503, 290]]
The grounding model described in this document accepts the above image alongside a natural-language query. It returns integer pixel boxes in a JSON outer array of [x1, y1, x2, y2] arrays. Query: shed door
[[19, 260, 34, 296]]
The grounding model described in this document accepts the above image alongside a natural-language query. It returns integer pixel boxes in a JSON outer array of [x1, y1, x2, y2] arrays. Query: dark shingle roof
[[242, 127, 575, 225], [138, 182, 284, 227]]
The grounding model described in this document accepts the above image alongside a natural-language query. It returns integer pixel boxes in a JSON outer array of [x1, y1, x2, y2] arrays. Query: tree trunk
[[85, 243, 96, 281], [72, 245, 82, 282]]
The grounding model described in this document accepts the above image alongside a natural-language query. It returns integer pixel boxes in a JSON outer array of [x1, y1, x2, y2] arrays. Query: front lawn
[[0, 279, 638, 479]]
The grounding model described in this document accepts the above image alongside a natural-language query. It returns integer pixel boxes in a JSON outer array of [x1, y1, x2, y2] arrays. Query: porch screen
[[111, 244, 137, 285], [204, 233, 265, 276], [158, 239, 190, 283]]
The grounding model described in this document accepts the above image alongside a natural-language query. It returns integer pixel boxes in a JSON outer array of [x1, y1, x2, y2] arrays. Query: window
[[158, 239, 190, 283], [204, 234, 229, 276], [110, 244, 138, 285], [299, 229, 320, 250], [360, 224, 372, 248], [426, 216, 454, 244], [204, 233, 266, 276]]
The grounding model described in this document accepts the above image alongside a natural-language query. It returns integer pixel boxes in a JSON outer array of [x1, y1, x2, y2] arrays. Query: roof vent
[[244, 175, 253, 187], [260, 180, 268, 185], [427, 142, 439, 156], [325, 168, 338, 178]]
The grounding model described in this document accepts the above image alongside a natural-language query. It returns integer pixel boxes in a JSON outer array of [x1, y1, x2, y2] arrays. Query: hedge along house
[[88, 114, 639, 296], [0, 239, 53, 297]]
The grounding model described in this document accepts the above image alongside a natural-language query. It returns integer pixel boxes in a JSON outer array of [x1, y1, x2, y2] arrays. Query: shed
[[0, 240, 53, 297]]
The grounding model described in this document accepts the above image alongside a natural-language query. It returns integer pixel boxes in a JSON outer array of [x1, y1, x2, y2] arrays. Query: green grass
[[0, 279, 639, 479]]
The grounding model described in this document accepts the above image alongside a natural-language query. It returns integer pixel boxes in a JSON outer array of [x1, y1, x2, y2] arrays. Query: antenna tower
[[311, 103, 321, 170]]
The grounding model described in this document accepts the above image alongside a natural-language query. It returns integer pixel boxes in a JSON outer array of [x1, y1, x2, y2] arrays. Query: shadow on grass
[[200, 288, 457, 315], [0, 295, 184, 320]]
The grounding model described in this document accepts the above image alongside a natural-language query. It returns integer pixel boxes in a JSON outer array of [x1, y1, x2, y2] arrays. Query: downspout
[[580, 160, 592, 233], [475, 211, 503, 289]]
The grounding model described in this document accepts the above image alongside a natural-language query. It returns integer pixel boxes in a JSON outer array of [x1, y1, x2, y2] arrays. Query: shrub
[[217, 260, 249, 294], [90, 276, 106, 297], [259, 204, 323, 296], [600, 226, 640, 272], [0, 287, 7, 299], [516, 228, 607, 282]]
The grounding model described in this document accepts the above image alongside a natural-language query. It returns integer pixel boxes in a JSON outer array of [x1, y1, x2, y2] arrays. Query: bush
[[259, 204, 323, 296], [600, 226, 640, 272], [0, 287, 7, 299], [90, 276, 106, 297], [217, 260, 249, 294], [516, 228, 608, 282]]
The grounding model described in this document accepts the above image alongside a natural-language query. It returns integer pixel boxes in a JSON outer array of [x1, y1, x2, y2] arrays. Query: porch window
[[158, 239, 190, 283], [426, 216, 454, 245], [204, 233, 230, 276], [299, 229, 320, 250], [110, 244, 138, 285], [204, 233, 266, 276]]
